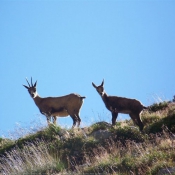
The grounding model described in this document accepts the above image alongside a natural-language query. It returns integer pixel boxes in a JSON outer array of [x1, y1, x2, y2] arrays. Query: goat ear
[[101, 79, 104, 86], [23, 85, 29, 89], [92, 82, 97, 88], [34, 81, 37, 87]]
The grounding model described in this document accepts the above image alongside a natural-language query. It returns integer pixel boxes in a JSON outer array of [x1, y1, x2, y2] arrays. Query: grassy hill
[[1, 101, 175, 175]]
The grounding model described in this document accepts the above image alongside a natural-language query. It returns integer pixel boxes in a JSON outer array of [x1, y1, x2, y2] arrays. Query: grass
[[0, 139, 61, 174], [1, 101, 175, 174], [148, 101, 169, 112]]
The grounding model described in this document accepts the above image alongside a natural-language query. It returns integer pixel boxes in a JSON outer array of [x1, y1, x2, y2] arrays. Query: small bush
[[90, 121, 111, 133], [114, 126, 145, 143], [148, 102, 168, 112]]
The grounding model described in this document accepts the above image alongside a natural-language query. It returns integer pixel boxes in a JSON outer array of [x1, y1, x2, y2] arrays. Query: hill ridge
[[1, 101, 175, 174]]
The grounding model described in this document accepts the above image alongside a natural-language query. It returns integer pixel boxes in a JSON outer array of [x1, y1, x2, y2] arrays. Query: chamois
[[92, 80, 147, 131], [23, 78, 85, 128]]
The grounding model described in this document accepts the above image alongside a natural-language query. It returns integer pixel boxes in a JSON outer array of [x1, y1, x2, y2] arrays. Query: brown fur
[[23, 78, 85, 128], [92, 80, 146, 131]]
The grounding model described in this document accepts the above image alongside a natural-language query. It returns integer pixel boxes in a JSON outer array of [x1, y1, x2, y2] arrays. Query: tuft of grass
[[0, 138, 13, 150], [142, 112, 161, 125], [145, 111, 175, 133]]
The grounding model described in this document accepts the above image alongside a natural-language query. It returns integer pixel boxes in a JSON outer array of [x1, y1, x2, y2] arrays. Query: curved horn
[[26, 78, 30, 87], [92, 82, 97, 88]]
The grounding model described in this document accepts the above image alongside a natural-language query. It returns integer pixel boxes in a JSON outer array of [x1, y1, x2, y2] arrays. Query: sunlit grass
[[0, 139, 63, 175], [1, 101, 175, 174]]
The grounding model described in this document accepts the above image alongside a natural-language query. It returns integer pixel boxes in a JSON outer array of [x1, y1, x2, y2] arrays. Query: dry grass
[[0, 139, 61, 174], [1, 101, 175, 174]]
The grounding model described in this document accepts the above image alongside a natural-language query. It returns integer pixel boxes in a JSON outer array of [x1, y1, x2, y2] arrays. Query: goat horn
[[101, 79, 104, 86], [92, 82, 97, 88], [26, 78, 30, 87], [34, 80, 37, 87], [31, 77, 33, 87]]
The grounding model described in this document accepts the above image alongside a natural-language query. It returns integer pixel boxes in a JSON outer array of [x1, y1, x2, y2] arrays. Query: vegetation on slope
[[1, 101, 175, 175]]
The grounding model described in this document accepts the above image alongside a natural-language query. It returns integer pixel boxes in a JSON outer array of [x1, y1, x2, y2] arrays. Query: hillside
[[1, 101, 175, 175]]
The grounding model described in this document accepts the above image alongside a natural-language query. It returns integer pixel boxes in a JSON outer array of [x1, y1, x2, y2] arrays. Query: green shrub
[[90, 121, 110, 133], [0, 138, 14, 155], [148, 102, 168, 112], [146, 112, 175, 133], [114, 126, 145, 143]]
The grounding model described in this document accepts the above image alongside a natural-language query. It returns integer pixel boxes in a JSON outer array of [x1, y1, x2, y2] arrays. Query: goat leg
[[52, 116, 57, 125], [112, 112, 118, 126], [76, 114, 81, 127], [71, 115, 77, 128]]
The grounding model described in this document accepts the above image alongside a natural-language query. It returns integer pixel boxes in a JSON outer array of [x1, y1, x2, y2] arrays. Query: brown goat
[[92, 80, 147, 131], [23, 78, 85, 128]]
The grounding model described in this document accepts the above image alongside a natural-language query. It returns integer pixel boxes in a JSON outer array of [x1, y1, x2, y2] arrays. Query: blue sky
[[0, 0, 175, 138]]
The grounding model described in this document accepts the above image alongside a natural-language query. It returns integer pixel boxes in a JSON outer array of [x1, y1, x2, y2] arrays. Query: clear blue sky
[[0, 0, 175, 138]]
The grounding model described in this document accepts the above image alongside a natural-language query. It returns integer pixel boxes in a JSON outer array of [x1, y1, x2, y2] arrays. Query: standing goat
[[92, 80, 147, 131], [23, 78, 85, 128]]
